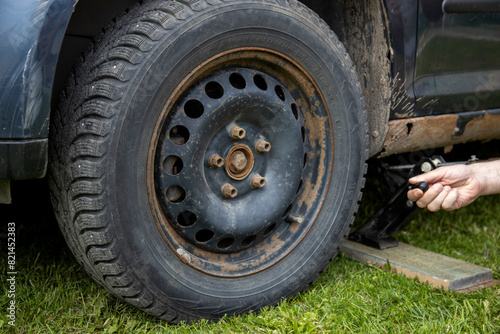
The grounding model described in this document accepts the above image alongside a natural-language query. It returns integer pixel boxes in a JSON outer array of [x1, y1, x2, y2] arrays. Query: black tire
[[49, 0, 367, 323]]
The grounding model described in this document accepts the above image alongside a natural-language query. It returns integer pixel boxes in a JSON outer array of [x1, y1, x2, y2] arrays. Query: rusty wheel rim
[[148, 49, 333, 277]]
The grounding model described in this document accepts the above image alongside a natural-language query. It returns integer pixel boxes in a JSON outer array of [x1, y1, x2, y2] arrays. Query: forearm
[[474, 159, 500, 196]]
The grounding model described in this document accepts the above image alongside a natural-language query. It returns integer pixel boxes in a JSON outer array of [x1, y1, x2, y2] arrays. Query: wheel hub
[[154, 68, 306, 253], [226, 144, 254, 180]]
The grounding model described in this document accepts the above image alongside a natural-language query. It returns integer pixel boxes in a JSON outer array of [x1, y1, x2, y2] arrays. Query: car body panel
[[0, 0, 76, 139], [384, 0, 420, 119], [414, 0, 500, 116]]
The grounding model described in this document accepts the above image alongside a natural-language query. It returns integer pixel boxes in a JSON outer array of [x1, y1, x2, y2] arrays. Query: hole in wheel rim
[[254, 74, 268, 90], [275, 85, 286, 101], [177, 211, 197, 227], [166, 185, 186, 203], [229, 73, 246, 89], [169, 125, 190, 145], [263, 223, 277, 237], [282, 203, 293, 218], [162, 155, 183, 175], [241, 235, 257, 247], [295, 179, 303, 195], [291, 103, 299, 120], [217, 238, 235, 249], [184, 99, 204, 118], [205, 81, 224, 99], [195, 229, 215, 242]]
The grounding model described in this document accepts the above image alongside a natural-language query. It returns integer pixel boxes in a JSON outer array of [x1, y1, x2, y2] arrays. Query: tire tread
[[49, 0, 368, 324]]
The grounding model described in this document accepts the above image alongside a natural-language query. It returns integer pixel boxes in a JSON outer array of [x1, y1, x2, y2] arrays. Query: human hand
[[407, 164, 482, 212]]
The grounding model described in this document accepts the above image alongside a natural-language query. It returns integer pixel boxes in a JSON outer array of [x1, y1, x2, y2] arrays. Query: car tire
[[49, 0, 367, 323]]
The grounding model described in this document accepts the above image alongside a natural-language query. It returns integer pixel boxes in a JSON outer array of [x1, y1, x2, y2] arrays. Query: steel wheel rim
[[147, 48, 334, 277]]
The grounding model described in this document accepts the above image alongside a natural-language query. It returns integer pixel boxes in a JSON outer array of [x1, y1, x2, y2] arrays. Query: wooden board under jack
[[340, 240, 499, 292]]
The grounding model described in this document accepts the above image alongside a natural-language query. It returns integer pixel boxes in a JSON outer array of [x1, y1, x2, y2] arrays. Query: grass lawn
[[1, 146, 499, 333]]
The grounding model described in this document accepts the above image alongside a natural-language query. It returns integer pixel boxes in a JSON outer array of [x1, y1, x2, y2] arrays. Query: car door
[[414, 0, 500, 115]]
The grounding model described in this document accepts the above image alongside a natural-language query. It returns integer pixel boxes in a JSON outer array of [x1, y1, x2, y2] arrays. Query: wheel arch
[[52, 0, 393, 158], [51, 0, 140, 115], [300, 0, 393, 157]]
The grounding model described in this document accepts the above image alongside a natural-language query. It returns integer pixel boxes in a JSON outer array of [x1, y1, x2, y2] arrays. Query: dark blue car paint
[[415, 2, 500, 115], [0, 138, 48, 179], [384, 0, 420, 118], [444, 0, 500, 13], [0, 0, 76, 139]]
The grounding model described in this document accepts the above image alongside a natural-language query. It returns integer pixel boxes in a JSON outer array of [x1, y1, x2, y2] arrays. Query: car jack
[[348, 156, 477, 250]]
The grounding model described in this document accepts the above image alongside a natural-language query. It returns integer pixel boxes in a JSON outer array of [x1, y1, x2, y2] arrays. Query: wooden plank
[[340, 240, 494, 291]]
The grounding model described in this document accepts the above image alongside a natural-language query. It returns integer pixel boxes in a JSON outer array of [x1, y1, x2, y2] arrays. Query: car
[[1, 0, 499, 323]]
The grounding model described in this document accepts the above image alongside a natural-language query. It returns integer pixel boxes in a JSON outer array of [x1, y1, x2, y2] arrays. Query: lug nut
[[222, 183, 238, 198], [230, 126, 246, 140], [208, 154, 225, 168], [250, 174, 266, 189], [255, 139, 271, 153]]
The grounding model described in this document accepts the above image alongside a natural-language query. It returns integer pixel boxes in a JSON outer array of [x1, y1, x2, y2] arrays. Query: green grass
[[1, 169, 499, 333]]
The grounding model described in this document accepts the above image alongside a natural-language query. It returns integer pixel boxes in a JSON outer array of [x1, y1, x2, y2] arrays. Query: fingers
[[414, 183, 444, 209], [426, 186, 452, 212], [407, 164, 474, 211], [411, 184, 459, 212], [409, 168, 446, 185], [407, 188, 424, 202], [441, 188, 459, 211]]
